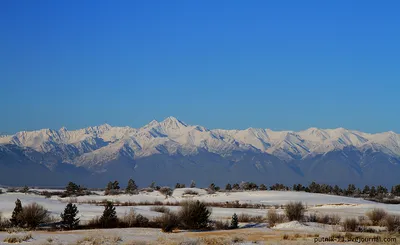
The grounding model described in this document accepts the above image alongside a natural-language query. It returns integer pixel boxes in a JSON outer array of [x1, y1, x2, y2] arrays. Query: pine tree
[[363, 185, 370, 195], [190, 180, 196, 188], [232, 183, 240, 190], [225, 183, 232, 191], [60, 203, 80, 229], [66, 182, 81, 196], [21, 185, 29, 194], [126, 179, 138, 194], [10, 199, 23, 226], [112, 181, 120, 190], [259, 184, 267, 191], [333, 185, 341, 195], [100, 201, 118, 228], [230, 213, 239, 229], [370, 186, 377, 197]]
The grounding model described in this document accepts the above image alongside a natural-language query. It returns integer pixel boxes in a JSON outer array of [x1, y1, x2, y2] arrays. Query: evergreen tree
[[112, 181, 120, 190], [66, 182, 81, 196], [333, 185, 341, 195], [175, 183, 183, 189], [179, 200, 211, 230], [370, 186, 377, 197], [106, 181, 113, 191], [259, 184, 267, 191], [105, 180, 120, 195], [230, 213, 239, 229], [208, 183, 216, 192], [363, 185, 370, 195], [60, 203, 80, 229], [190, 180, 196, 188], [346, 184, 356, 196], [150, 181, 156, 189], [21, 185, 29, 194], [159, 186, 173, 198], [126, 179, 138, 194], [225, 183, 232, 191], [392, 185, 400, 196], [232, 183, 240, 190], [100, 201, 118, 228], [10, 199, 23, 227]]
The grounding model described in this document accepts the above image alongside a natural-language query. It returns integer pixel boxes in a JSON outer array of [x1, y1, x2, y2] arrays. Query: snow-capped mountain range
[[1, 117, 400, 187]]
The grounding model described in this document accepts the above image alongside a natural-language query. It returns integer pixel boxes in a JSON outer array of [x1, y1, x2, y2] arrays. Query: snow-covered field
[[1, 188, 399, 244]]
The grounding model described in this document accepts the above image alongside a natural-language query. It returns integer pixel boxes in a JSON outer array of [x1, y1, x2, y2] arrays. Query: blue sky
[[1, 0, 399, 134]]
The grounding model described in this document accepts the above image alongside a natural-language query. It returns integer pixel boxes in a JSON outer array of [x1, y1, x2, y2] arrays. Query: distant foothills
[[0, 116, 400, 187]]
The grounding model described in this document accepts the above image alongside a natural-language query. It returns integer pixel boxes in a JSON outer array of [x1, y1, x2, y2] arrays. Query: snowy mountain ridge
[[1, 116, 399, 164]]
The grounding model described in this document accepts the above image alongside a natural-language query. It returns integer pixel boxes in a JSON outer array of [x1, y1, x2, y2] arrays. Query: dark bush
[[178, 200, 211, 230], [230, 213, 238, 229], [159, 187, 173, 198], [99, 201, 118, 228], [213, 220, 230, 230], [343, 218, 359, 232], [284, 202, 305, 221], [60, 203, 80, 229], [19, 203, 50, 229], [160, 212, 179, 232]]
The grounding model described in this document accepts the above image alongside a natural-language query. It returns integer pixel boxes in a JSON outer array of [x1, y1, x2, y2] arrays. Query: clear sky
[[1, 0, 399, 134]]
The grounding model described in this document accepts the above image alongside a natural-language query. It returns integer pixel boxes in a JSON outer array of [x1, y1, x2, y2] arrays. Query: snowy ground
[[1, 188, 400, 244]]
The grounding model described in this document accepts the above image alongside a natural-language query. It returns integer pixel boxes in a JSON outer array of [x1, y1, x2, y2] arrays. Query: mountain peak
[[161, 116, 187, 127]]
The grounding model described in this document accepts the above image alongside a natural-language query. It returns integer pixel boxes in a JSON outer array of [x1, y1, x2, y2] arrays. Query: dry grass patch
[[237, 213, 264, 223], [3, 233, 32, 243], [75, 234, 122, 245]]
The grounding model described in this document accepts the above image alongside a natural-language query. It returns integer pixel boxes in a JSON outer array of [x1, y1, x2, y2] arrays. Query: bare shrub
[[358, 215, 370, 227], [150, 206, 170, 213], [328, 214, 341, 225], [134, 214, 149, 227], [160, 212, 179, 232], [383, 215, 400, 232], [308, 213, 341, 225], [284, 201, 305, 221], [307, 213, 318, 222], [267, 209, 285, 227], [3, 233, 32, 243], [121, 209, 136, 227], [366, 208, 388, 226], [183, 190, 199, 196], [19, 203, 50, 229], [159, 187, 173, 198], [343, 218, 359, 232], [178, 200, 211, 230], [237, 213, 264, 223], [213, 220, 230, 230]]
